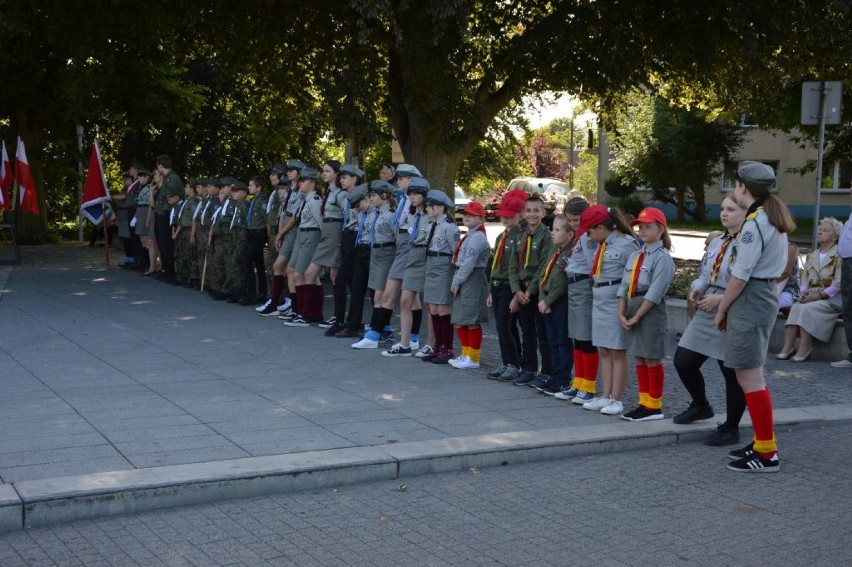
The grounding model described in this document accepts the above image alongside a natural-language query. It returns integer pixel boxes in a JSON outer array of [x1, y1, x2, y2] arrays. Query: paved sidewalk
[[0, 244, 850, 527], [1, 423, 850, 566]]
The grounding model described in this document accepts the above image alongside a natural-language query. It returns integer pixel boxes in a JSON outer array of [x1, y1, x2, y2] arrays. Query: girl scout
[[285, 167, 324, 327], [715, 161, 795, 473], [674, 195, 747, 447], [275, 159, 307, 319], [448, 202, 491, 369], [306, 160, 346, 327], [579, 205, 639, 416], [617, 207, 676, 422]]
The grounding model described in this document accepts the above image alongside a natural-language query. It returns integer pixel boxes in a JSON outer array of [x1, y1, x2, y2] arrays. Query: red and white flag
[[0, 140, 11, 211], [16, 137, 40, 215], [80, 138, 111, 224]]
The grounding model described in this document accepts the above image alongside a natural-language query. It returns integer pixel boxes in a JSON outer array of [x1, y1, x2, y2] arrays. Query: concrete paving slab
[[0, 484, 21, 533]]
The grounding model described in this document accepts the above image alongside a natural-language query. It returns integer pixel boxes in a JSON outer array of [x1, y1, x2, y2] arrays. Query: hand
[[714, 310, 727, 331], [190, 236, 196, 247], [514, 291, 526, 305], [696, 294, 722, 311], [451, 286, 459, 296], [619, 314, 632, 330], [509, 297, 519, 313], [688, 289, 703, 303], [538, 301, 550, 314], [486, 293, 493, 308], [522, 291, 531, 304]]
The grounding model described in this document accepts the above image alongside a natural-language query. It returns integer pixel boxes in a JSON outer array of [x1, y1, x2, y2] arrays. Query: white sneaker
[[351, 337, 379, 349], [280, 297, 292, 312], [448, 356, 466, 368], [453, 356, 480, 370], [254, 299, 271, 312], [830, 359, 852, 368], [582, 396, 610, 411], [600, 399, 624, 415], [410, 340, 420, 350], [415, 345, 434, 358], [382, 343, 413, 357]]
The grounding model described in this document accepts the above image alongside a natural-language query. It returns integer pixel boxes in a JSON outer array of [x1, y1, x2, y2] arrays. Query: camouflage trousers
[[225, 229, 248, 298], [174, 230, 193, 284], [208, 230, 231, 294]]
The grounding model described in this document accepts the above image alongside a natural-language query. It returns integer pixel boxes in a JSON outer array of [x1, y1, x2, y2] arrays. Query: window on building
[[823, 161, 852, 189], [722, 160, 779, 191]]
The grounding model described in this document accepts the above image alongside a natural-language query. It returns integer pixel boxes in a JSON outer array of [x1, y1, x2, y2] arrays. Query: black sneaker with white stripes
[[728, 442, 755, 460], [318, 316, 337, 329], [726, 452, 779, 473]]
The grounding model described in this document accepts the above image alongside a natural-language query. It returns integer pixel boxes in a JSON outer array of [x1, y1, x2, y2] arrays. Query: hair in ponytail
[[660, 225, 673, 250], [602, 207, 634, 236], [741, 185, 796, 234]]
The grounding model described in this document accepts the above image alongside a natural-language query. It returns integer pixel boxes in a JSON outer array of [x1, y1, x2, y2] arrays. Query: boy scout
[[245, 175, 269, 304], [225, 180, 250, 304], [207, 177, 235, 300]]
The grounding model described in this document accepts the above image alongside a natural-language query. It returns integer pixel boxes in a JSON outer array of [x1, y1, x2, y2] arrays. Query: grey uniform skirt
[[451, 268, 489, 326], [278, 224, 298, 259], [724, 278, 777, 369], [625, 295, 668, 358], [387, 233, 411, 280], [424, 255, 453, 305], [592, 285, 626, 349], [368, 245, 396, 291], [134, 207, 154, 238], [290, 230, 321, 273], [311, 221, 343, 268], [402, 246, 427, 293], [678, 288, 725, 360], [567, 278, 593, 341]]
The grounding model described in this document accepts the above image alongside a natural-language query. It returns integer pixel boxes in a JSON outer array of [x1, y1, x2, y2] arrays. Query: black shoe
[[621, 406, 664, 422], [530, 373, 551, 391], [542, 378, 568, 396], [672, 402, 714, 425], [513, 370, 536, 386], [726, 451, 779, 473], [705, 423, 741, 446], [727, 441, 755, 460], [324, 322, 344, 337]]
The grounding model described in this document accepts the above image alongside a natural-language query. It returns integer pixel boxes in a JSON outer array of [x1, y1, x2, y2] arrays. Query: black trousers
[[334, 230, 358, 321], [491, 281, 521, 367], [245, 229, 268, 297], [842, 258, 852, 362], [345, 243, 371, 331], [155, 212, 175, 276], [673, 346, 746, 428], [517, 292, 551, 374]]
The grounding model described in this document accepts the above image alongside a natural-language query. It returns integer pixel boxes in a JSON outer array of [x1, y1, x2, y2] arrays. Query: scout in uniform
[[674, 195, 747, 446], [115, 171, 137, 268], [617, 207, 676, 421], [383, 175, 430, 356], [486, 190, 527, 381], [336, 183, 373, 338], [351, 180, 399, 348], [133, 169, 157, 275], [284, 167, 325, 326], [154, 155, 184, 282], [207, 178, 235, 300], [448, 202, 491, 369], [326, 164, 365, 336], [307, 160, 346, 327], [258, 164, 286, 308], [224, 180, 250, 304], [558, 197, 599, 403], [194, 178, 220, 291], [508, 195, 554, 386], [578, 205, 640, 416], [244, 175, 269, 304], [715, 161, 795, 473], [420, 189, 460, 364], [171, 182, 199, 287], [535, 215, 574, 393], [269, 160, 307, 318]]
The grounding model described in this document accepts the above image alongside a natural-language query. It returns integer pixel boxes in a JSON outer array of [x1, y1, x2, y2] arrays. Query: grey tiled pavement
[[0, 423, 849, 566], [0, 244, 851, 485]]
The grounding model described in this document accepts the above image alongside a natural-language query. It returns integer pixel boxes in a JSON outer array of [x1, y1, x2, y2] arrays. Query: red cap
[[504, 189, 529, 203], [630, 207, 667, 227], [577, 204, 612, 234], [462, 202, 486, 217], [496, 195, 525, 218]]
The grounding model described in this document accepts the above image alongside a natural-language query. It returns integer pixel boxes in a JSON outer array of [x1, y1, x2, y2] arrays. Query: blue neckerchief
[[369, 210, 380, 245], [343, 199, 350, 231], [246, 197, 255, 223], [355, 212, 367, 246], [392, 196, 408, 229], [408, 212, 421, 245]]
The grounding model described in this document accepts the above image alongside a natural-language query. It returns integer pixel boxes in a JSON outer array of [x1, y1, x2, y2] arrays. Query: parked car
[[454, 185, 471, 222], [484, 202, 499, 222], [504, 177, 578, 215]]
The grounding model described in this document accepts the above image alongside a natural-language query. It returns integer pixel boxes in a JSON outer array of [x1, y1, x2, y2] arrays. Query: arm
[[714, 277, 747, 330]]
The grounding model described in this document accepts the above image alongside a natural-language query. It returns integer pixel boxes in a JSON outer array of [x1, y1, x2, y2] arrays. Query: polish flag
[[0, 140, 11, 211], [16, 137, 40, 215], [80, 138, 111, 224]]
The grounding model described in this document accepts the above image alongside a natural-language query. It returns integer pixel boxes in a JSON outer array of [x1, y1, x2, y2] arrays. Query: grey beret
[[407, 177, 431, 193], [285, 159, 307, 171], [368, 180, 394, 194], [396, 163, 422, 178], [348, 183, 369, 204], [425, 189, 454, 208], [299, 167, 319, 180], [735, 161, 776, 189], [340, 164, 365, 178]]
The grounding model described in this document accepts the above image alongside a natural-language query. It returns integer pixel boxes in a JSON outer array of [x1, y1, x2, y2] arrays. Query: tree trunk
[[675, 187, 686, 222], [691, 183, 707, 223], [14, 103, 50, 243]]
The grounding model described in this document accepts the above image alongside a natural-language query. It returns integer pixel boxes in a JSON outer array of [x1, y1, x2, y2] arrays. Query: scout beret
[[299, 167, 319, 180], [368, 180, 394, 194], [271, 163, 288, 175], [339, 164, 365, 178], [407, 177, 431, 193], [163, 184, 181, 197], [396, 163, 422, 178], [496, 196, 524, 218], [424, 189, 454, 208], [348, 183, 369, 204], [735, 161, 776, 189], [220, 176, 238, 187], [462, 202, 486, 217], [231, 180, 248, 191], [206, 177, 221, 187], [577, 204, 612, 234], [137, 169, 151, 177], [188, 177, 198, 188], [286, 159, 307, 171]]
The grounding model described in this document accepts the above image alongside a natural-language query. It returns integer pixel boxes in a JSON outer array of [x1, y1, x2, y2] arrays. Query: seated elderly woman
[[776, 217, 843, 362]]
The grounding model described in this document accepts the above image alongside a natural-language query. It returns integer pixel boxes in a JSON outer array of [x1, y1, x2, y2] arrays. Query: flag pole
[[102, 202, 110, 269]]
